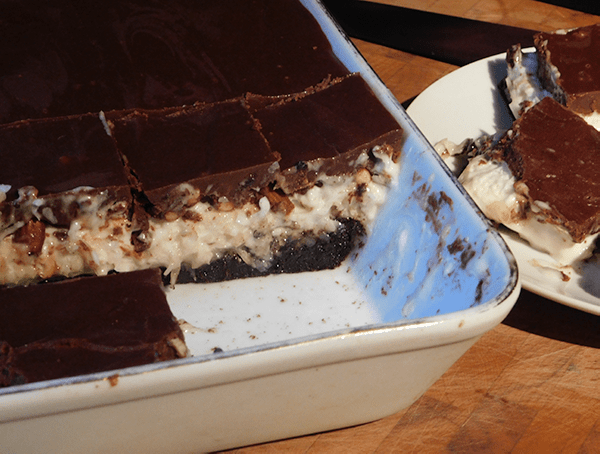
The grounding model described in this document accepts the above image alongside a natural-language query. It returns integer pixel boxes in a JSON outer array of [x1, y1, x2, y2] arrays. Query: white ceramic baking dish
[[0, 1, 520, 452]]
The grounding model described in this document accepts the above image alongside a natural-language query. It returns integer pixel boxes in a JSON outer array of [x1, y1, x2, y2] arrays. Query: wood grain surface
[[223, 1, 600, 453]]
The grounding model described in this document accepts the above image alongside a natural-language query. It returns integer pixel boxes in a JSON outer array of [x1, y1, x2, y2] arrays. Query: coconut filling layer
[[505, 48, 551, 118], [0, 147, 400, 285], [0, 189, 132, 285], [459, 154, 599, 264]]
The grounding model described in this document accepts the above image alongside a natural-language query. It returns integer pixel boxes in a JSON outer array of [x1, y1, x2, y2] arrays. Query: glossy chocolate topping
[[0, 114, 128, 201], [106, 101, 279, 212], [501, 97, 600, 241], [0, 113, 132, 230], [536, 25, 600, 113], [0, 269, 185, 387], [0, 0, 349, 125], [251, 75, 402, 171]]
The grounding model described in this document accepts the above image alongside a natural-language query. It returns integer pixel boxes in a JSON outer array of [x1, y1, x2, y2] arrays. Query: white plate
[[407, 51, 600, 316]]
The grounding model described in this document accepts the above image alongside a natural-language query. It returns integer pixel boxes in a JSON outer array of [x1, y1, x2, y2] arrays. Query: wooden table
[[225, 2, 600, 452]]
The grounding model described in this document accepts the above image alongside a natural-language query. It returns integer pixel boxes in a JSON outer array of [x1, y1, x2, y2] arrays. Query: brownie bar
[[248, 75, 403, 193], [535, 24, 600, 116], [0, 113, 132, 257], [493, 96, 600, 242], [105, 100, 279, 215], [0, 268, 186, 387]]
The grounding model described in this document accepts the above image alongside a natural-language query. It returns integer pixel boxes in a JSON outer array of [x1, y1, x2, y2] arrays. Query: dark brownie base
[[170, 218, 365, 285]]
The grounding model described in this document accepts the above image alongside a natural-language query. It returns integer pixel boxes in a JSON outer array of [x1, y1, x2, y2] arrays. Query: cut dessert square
[[0, 268, 187, 387], [459, 96, 600, 264], [454, 23, 600, 267], [504, 23, 600, 128], [105, 100, 280, 216], [0, 113, 133, 285], [250, 75, 403, 194], [0, 113, 130, 220], [535, 24, 600, 118], [503, 44, 551, 119], [168, 75, 403, 284]]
